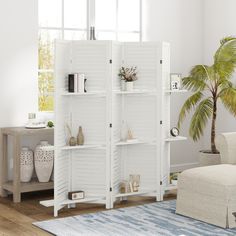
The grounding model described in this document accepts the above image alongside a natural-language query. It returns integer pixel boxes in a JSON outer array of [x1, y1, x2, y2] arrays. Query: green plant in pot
[[178, 37, 236, 166]]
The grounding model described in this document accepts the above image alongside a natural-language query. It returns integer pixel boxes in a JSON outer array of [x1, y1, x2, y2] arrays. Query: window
[[38, 0, 142, 111]]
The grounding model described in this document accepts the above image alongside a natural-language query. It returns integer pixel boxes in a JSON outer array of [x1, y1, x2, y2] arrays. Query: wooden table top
[[1, 127, 54, 136]]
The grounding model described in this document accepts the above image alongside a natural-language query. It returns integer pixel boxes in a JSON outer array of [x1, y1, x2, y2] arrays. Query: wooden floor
[[0, 190, 176, 236]]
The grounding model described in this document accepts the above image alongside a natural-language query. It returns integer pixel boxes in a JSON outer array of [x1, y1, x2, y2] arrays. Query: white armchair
[[215, 132, 236, 164]]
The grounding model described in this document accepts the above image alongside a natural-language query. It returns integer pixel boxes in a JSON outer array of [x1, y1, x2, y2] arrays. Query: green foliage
[[38, 32, 54, 111], [178, 36, 236, 153], [177, 91, 203, 128], [189, 98, 213, 141]]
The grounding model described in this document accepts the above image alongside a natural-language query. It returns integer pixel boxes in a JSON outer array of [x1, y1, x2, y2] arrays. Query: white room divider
[[40, 40, 187, 217]]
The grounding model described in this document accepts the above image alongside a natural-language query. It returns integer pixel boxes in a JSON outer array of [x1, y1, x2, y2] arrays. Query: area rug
[[33, 200, 236, 236]]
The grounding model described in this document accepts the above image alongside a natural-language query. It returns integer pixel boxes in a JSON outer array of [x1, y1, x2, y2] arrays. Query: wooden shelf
[[61, 91, 106, 97], [113, 89, 156, 95], [165, 89, 188, 93], [115, 140, 149, 146], [40, 196, 104, 207], [115, 190, 155, 198], [165, 136, 187, 142], [40, 196, 105, 207], [40, 199, 54, 207], [61, 197, 104, 205], [3, 179, 53, 193], [61, 144, 105, 150]]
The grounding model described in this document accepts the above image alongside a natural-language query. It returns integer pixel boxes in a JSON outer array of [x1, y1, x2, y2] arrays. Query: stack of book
[[68, 73, 86, 93]]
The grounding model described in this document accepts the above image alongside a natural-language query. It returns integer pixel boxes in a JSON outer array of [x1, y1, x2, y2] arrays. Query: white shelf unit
[[41, 40, 180, 216], [164, 89, 188, 93], [110, 42, 169, 207], [161, 62, 188, 197]]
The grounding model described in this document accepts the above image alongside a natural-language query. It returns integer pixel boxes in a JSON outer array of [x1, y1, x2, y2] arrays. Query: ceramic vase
[[20, 147, 34, 182], [34, 141, 54, 182], [77, 126, 84, 145], [69, 137, 77, 146], [126, 81, 134, 91]]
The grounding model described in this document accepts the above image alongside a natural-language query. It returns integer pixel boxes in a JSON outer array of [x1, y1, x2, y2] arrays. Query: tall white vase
[[20, 147, 34, 182], [34, 141, 54, 182]]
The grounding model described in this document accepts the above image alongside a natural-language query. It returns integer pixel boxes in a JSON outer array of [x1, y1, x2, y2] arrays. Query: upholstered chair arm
[[215, 132, 236, 164]]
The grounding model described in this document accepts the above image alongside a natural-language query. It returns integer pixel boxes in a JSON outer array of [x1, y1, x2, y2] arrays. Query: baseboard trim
[[170, 162, 199, 173]]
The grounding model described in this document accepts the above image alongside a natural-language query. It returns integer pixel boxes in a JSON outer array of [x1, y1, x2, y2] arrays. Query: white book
[[74, 73, 78, 93], [79, 74, 85, 93]]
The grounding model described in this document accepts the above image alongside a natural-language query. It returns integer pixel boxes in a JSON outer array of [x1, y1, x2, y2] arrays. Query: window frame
[[38, 0, 142, 112]]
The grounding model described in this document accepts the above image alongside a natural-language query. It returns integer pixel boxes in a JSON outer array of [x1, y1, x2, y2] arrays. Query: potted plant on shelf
[[118, 66, 138, 91], [178, 37, 236, 166]]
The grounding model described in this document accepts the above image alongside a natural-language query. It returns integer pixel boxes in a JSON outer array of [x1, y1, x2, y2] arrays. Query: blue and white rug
[[34, 200, 236, 236]]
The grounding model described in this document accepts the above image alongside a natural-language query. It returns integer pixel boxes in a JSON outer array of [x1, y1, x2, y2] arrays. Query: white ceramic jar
[[20, 147, 34, 182], [34, 141, 54, 182], [126, 81, 134, 91]]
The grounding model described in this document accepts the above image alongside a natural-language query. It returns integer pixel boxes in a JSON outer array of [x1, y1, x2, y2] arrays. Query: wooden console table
[[0, 127, 54, 203]]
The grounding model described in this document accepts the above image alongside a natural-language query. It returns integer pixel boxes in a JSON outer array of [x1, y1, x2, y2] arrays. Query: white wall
[[203, 0, 236, 149], [143, 0, 204, 169], [0, 0, 53, 181], [0, 0, 38, 127]]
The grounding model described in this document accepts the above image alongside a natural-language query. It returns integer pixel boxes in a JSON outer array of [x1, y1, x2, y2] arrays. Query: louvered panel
[[123, 42, 159, 90], [125, 96, 157, 141], [112, 148, 122, 194], [70, 97, 106, 144], [112, 42, 123, 90], [161, 43, 171, 188], [54, 150, 69, 208], [54, 41, 72, 215], [71, 41, 111, 92], [112, 95, 122, 143], [124, 145, 157, 191], [71, 150, 106, 196]]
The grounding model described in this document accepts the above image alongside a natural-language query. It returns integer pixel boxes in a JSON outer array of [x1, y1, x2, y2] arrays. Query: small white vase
[[126, 82, 134, 91], [35, 141, 54, 182], [20, 147, 34, 182]]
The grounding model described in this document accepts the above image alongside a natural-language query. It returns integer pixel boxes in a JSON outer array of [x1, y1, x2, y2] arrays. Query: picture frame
[[170, 73, 182, 90]]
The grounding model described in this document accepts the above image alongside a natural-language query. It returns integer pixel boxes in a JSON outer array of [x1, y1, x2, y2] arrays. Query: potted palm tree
[[178, 37, 236, 166]]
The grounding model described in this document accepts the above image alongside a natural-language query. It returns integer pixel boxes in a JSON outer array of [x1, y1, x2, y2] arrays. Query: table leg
[[13, 135, 21, 203], [0, 132, 8, 197]]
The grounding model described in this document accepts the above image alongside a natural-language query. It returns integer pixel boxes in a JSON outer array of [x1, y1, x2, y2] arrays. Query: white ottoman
[[176, 164, 236, 228]]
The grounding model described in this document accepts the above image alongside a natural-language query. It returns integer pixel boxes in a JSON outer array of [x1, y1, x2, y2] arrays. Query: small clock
[[170, 127, 179, 137]]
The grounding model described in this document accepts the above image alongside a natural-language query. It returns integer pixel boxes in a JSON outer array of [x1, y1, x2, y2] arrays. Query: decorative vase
[[89, 26, 96, 40], [126, 81, 134, 91], [199, 151, 221, 167], [121, 80, 126, 91], [69, 137, 77, 146], [34, 141, 54, 182], [77, 126, 84, 145], [20, 147, 34, 182]]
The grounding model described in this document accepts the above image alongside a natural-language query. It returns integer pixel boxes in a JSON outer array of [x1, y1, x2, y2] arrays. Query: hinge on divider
[[109, 59, 112, 64], [110, 187, 112, 192], [160, 60, 163, 64], [160, 181, 163, 185], [109, 123, 112, 128], [160, 120, 163, 125]]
